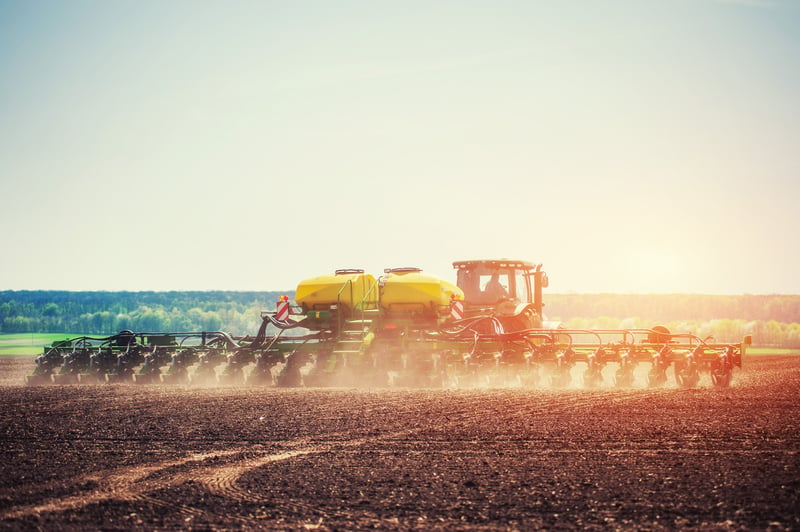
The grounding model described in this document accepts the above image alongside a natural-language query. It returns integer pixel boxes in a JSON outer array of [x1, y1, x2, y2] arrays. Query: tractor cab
[[453, 259, 548, 329]]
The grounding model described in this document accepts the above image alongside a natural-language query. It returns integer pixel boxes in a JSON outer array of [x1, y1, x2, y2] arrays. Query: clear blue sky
[[1, 0, 798, 293]]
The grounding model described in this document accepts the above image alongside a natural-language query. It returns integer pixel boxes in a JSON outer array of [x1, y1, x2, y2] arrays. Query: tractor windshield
[[458, 265, 531, 305], [478, 272, 510, 302]]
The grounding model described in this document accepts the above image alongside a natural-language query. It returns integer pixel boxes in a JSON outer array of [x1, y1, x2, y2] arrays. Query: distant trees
[[545, 294, 800, 324], [0, 291, 282, 336]]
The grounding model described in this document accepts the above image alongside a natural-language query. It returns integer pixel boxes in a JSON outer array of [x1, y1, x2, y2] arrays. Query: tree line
[[0, 291, 283, 337], [544, 294, 800, 323], [1, 291, 798, 347]]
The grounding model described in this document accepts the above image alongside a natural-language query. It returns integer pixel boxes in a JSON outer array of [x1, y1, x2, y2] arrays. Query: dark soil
[[0, 355, 798, 530]]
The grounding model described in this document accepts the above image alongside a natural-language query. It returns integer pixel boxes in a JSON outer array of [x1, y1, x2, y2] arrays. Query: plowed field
[[1, 355, 798, 530]]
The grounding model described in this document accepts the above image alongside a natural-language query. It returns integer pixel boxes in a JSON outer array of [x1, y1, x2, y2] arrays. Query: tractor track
[[0, 424, 440, 523], [0, 451, 238, 519], [0, 390, 623, 522]]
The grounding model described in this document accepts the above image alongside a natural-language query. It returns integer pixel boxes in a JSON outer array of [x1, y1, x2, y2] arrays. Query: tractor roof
[[452, 259, 539, 271]]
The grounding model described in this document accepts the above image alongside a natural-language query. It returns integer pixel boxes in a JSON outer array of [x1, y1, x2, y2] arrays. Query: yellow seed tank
[[295, 269, 378, 312], [379, 267, 463, 317]]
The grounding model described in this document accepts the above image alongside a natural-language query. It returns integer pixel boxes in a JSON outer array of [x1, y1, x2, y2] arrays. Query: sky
[[0, 0, 798, 294]]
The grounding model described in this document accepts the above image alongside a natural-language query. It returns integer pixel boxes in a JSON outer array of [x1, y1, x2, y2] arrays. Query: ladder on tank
[[333, 275, 381, 369], [332, 308, 379, 367]]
